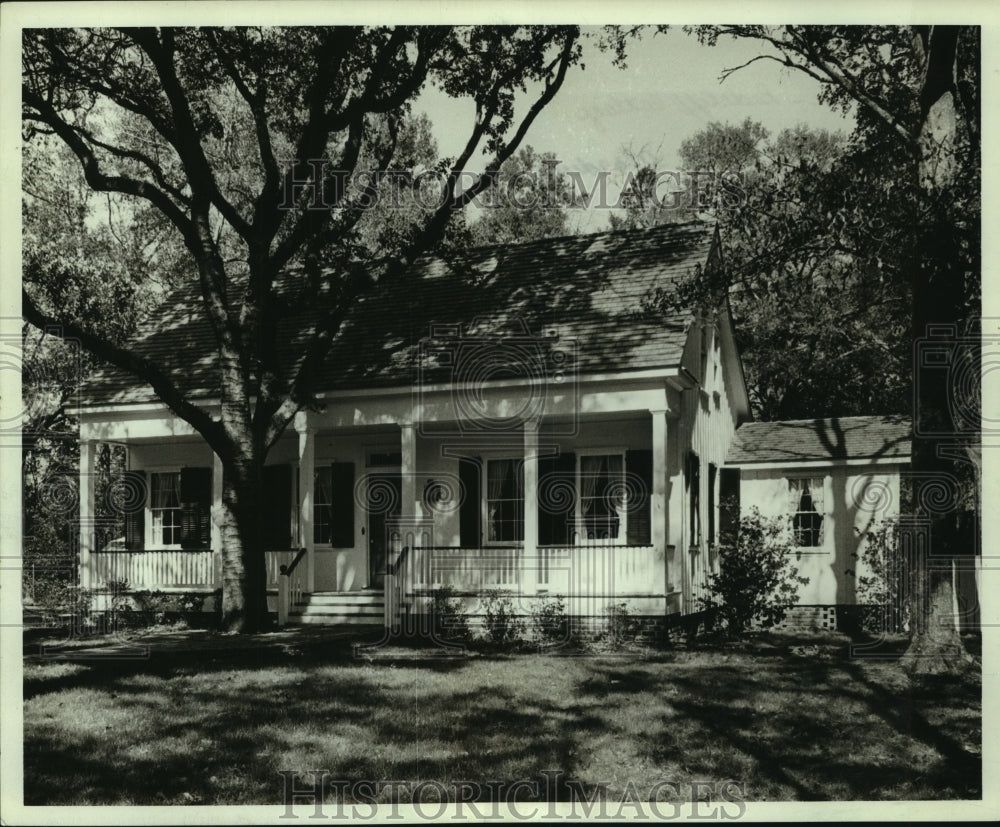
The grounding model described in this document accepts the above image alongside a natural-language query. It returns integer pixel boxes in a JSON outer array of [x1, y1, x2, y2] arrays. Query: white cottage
[[73, 221, 748, 631], [72, 221, 934, 634]]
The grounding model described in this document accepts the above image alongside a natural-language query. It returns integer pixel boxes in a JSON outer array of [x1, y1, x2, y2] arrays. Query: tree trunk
[[216, 339, 270, 633], [219, 453, 270, 633], [901, 77, 974, 675]]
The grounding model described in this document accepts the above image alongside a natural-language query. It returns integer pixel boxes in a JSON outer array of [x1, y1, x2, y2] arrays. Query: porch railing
[[89, 548, 305, 598], [90, 549, 216, 591], [382, 544, 660, 623]]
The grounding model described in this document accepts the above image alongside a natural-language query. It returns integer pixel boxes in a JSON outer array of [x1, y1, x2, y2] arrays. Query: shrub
[[849, 519, 909, 634], [429, 585, 470, 643], [529, 594, 570, 647], [481, 589, 525, 647], [601, 601, 641, 647], [699, 508, 809, 638]]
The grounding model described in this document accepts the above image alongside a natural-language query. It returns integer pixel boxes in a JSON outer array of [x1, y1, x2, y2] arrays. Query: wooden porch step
[[294, 591, 385, 607], [289, 614, 384, 626], [288, 591, 386, 626]]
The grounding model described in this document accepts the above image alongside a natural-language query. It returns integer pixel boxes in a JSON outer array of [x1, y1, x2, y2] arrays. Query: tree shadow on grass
[[24, 644, 619, 805], [637, 652, 980, 801]]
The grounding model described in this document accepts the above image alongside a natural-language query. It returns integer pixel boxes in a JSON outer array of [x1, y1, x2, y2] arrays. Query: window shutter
[[458, 457, 481, 548], [180, 467, 212, 549], [262, 464, 293, 550], [330, 462, 355, 548], [626, 449, 652, 545], [539, 451, 575, 546], [124, 470, 146, 551], [719, 467, 740, 549], [708, 463, 718, 546]]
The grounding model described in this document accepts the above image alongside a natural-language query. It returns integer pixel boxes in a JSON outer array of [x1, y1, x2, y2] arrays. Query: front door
[[367, 473, 401, 589]]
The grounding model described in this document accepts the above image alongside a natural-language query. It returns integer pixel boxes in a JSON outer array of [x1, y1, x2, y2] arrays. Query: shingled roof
[[726, 415, 911, 465], [79, 221, 718, 408]]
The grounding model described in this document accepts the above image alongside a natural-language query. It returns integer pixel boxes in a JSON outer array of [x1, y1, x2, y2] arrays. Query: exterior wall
[[674, 315, 746, 610], [738, 463, 903, 605], [129, 441, 214, 479]]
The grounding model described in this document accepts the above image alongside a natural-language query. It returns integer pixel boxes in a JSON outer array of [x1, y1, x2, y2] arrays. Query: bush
[[699, 508, 809, 638], [481, 589, 525, 647], [849, 519, 909, 634], [530, 594, 570, 647], [601, 601, 641, 648], [429, 586, 470, 643]]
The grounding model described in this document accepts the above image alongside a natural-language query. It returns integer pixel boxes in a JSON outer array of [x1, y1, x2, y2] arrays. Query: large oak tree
[[22, 26, 591, 632]]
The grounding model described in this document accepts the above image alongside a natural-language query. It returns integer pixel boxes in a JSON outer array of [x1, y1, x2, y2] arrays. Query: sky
[[414, 28, 856, 231]]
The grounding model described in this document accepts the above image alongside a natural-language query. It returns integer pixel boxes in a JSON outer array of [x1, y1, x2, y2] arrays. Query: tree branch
[[22, 288, 229, 455], [23, 89, 193, 236], [123, 27, 254, 242]]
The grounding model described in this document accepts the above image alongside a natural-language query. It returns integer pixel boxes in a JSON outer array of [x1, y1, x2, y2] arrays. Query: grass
[[21, 626, 981, 805]]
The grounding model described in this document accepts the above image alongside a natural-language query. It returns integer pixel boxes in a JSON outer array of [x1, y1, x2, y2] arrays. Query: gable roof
[[726, 415, 911, 465], [79, 221, 720, 408]]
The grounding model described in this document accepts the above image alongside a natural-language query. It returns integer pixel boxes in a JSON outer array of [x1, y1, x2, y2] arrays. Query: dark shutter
[[626, 449, 653, 545], [262, 464, 293, 550], [719, 467, 741, 549], [459, 457, 481, 548], [687, 451, 701, 544], [124, 470, 146, 551], [180, 466, 212, 549], [330, 462, 355, 548], [708, 463, 718, 546], [539, 451, 575, 546]]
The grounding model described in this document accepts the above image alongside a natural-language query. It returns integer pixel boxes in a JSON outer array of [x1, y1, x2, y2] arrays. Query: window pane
[[790, 478, 824, 547], [580, 454, 623, 541], [487, 459, 523, 542], [151, 472, 181, 546]]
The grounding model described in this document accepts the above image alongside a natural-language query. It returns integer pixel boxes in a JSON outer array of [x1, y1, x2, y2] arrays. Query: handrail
[[277, 547, 307, 627], [384, 546, 410, 631], [386, 545, 410, 577], [279, 547, 307, 577]]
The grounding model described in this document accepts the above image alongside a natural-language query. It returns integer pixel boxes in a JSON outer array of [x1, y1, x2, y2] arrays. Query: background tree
[[687, 25, 980, 672], [464, 146, 583, 246], [631, 117, 912, 421], [22, 25, 595, 633]]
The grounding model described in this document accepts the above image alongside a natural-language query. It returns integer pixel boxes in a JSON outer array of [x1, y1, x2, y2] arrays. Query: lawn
[[21, 627, 981, 806]]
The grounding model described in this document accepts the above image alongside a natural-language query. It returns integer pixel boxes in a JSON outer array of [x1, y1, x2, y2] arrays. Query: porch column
[[400, 422, 417, 520], [79, 439, 96, 590], [651, 410, 669, 584], [211, 451, 224, 589], [295, 413, 316, 592], [522, 420, 539, 595]]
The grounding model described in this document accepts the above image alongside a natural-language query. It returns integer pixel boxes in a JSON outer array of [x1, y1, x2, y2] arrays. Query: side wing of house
[[725, 416, 918, 630]]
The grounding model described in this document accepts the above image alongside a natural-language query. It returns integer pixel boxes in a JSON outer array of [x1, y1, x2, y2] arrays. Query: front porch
[[78, 372, 723, 627]]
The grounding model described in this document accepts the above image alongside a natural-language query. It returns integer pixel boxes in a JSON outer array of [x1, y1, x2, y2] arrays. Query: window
[[486, 458, 523, 542], [150, 471, 182, 546], [579, 453, 624, 542], [314, 466, 333, 544], [789, 477, 824, 547], [314, 463, 357, 547]]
